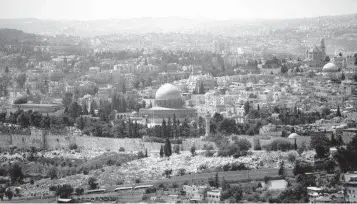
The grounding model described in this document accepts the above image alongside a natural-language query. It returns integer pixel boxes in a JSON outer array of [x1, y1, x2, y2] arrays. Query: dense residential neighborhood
[[1, 3, 357, 203]]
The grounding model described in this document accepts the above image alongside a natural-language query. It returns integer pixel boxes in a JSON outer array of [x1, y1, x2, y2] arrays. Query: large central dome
[[155, 83, 182, 100]]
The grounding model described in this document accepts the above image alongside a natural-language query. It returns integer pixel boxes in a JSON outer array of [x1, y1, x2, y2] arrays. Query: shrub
[[56, 184, 73, 198], [177, 168, 186, 176], [198, 164, 208, 171], [13, 97, 28, 104], [264, 176, 271, 184], [203, 144, 215, 151], [116, 180, 124, 185], [173, 145, 180, 154], [83, 168, 89, 175], [293, 160, 313, 176], [69, 143, 78, 150], [263, 139, 294, 152], [75, 188, 84, 195], [49, 185, 57, 191], [135, 178, 141, 183], [107, 159, 115, 166], [48, 168, 57, 180], [119, 147, 125, 152], [145, 186, 157, 194], [163, 169, 172, 178], [88, 177, 98, 189], [137, 151, 145, 159], [218, 138, 251, 157], [205, 150, 214, 157], [230, 163, 249, 171], [288, 152, 297, 163]]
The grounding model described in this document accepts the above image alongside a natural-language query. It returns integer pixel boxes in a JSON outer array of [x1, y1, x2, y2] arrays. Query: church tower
[[320, 38, 326, 59]]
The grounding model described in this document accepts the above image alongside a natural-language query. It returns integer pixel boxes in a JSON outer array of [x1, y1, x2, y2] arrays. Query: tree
[[76, 116, 85, 130], [56, 184, 74, 198], [341, 72, 345, 80], [17, 112, 30, 127], [199, 82, 205, 94], [48, 167, 57, 179], [321, 107, 331, 118], [69, 102, 82, 119], [281, 64, 288, 74], [41, 114, 51, 129], [244, 101, 250, 115], [190, 145, 196, 156], [310, 134, 330, 158], [62, 92, 73, 109], [336, 105, 342, 117], [279, 161, 285, 177], [325, 56, 330, 62], [88, 177, 98, 189], [5, 189, 13, 201], [219, 118, 237, 134], [90, 100, 97, 116], [293, 160, 313, 176], [28, 111, 42, 127], [159, 145, 164, 157], [215, 172, 219, 188], [4, 66, 9, 73], [82, 103, 89, 115], [145, 149, 148, 157], [15, 73, 26, 89], [164, 138, 172, 157], [8, 163, 23, 184]]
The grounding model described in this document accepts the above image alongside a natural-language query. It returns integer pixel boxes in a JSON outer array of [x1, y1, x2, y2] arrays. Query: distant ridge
[[0, 14, 357, 37]]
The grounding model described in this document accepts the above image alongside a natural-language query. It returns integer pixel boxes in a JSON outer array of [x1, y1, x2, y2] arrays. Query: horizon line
[[0, 12, 356, 22]]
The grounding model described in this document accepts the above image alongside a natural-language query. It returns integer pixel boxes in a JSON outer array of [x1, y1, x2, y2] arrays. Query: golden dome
[[155, 83, 182, 100]]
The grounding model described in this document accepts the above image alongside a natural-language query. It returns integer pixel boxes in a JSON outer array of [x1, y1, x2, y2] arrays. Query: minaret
[[205, 112, 211, 137], [320, 38, 326, 59]]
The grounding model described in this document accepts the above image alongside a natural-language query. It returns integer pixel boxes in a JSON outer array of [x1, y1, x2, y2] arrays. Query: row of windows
[[207, 194, 220, 199]]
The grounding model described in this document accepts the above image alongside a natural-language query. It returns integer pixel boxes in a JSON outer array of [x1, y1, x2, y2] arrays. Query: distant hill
[[0, 14, 357, 37], [0, 28, 46, 45]]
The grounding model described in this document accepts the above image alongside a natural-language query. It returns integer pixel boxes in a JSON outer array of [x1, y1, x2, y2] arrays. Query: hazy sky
[[1, 0, 357, 20]]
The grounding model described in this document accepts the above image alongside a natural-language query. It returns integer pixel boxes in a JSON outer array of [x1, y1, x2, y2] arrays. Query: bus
[[86, 189, 106, 194], [114, 186, 133, 192]]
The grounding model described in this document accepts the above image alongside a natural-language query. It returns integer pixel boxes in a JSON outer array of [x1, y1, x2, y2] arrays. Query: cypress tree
[[145, 149, 148, 157], [173, 114, 177, 138], [164, 138, 172, 157], [336, 105, 342, 117], [215, 172, 219, 188], [167, 117, 172, 138], [159, 146, 164, 157], [162, 119, 167, 138], [128, 118, 132, 138]]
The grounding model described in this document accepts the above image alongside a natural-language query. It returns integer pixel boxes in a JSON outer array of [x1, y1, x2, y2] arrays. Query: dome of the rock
[[155, 83, 182, 100]]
